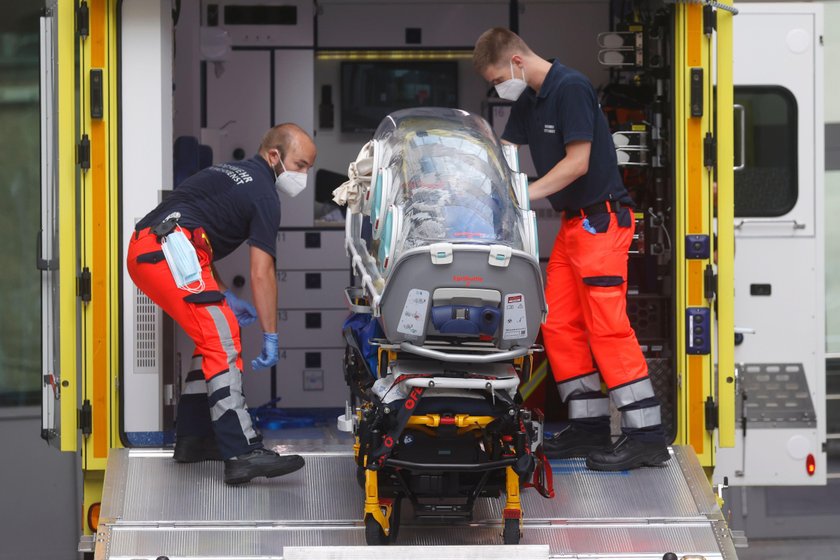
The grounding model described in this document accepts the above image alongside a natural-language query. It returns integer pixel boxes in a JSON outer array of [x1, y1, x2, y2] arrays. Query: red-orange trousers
[[542, 210, 648, 390], [127, 227, 259, 458]]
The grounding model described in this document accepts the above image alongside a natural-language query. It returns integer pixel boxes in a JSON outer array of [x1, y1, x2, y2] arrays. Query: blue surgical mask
[[161, 227, 204, 293]]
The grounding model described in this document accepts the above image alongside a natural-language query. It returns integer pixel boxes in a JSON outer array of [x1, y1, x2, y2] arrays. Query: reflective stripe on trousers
[[128, 229, 260, 458]]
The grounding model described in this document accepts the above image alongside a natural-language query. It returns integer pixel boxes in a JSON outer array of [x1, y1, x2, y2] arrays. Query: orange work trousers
[[127, 227, 259, 458], [542, 210, 647, 390]]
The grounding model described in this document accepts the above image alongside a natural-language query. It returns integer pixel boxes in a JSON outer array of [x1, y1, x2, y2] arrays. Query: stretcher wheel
[[365, 514, 390, 545], [502, 518, 521, 544], [364, 498, 402, 545]]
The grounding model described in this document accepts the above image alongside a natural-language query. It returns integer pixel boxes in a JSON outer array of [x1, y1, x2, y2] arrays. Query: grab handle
[[400, 342, 529, 363], [733, 104, 745, 171]]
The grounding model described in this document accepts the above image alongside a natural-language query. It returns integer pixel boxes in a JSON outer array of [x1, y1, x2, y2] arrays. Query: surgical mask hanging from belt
[[152, 212, 205, 293]]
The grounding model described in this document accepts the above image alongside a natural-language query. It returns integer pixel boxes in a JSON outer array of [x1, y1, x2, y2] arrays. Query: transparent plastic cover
[[373, 107, 525, 255]]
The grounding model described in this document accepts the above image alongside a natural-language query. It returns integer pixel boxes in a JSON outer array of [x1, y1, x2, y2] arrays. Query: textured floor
[[737, 538, 840, 560]]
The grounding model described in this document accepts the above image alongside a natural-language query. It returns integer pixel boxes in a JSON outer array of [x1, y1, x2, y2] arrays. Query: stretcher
[[336, 107, 553, 544]]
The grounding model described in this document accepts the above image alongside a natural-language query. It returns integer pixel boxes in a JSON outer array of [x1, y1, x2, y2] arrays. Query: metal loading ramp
[[95, 445, 738, 559]]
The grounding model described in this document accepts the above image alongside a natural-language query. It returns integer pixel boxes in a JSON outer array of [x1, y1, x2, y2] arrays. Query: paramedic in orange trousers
[[474, 28, 669, 470], [127, 124, 317, 483]]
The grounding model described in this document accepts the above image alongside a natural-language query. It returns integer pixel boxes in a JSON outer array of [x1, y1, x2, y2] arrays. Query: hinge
[[78, 134, 90, 170], [705, 396, 718, 431], [704, 264, 716, 300], [703, 4, 717, 36], [79, 399, 92, 435], [703, 132, 716, 169], [78, 267, 92, 302], [690, 68, 703, 117], [77, 1, 89, 39]]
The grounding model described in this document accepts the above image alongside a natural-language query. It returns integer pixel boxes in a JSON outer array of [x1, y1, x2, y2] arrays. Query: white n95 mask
[[495, 61, 527, 101], [161, 227, 205, 293], [276, 159, 308, 198]]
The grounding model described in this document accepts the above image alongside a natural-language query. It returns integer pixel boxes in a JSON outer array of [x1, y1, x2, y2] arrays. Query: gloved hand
[[223, 289, 257, 327], [251, 332, 279, 370]]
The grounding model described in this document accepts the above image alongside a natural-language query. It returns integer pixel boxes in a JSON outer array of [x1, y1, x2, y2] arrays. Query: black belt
[[565, 200, 624, 218]]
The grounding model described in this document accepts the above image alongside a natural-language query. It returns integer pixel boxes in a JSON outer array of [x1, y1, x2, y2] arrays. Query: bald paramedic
[[473, 28, 669, 471], [127, 123, 316, 484]]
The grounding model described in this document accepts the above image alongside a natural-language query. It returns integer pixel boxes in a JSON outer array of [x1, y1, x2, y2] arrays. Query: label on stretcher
[[397, 288, 430, 337], [503, 293, 527, 340]]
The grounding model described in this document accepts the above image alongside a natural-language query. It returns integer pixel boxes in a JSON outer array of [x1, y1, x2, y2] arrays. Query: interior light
[[315, 49, 473, 61], [806, 453, 816, 476]]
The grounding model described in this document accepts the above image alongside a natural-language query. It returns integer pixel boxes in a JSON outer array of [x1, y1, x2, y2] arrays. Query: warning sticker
[[503, 293, 527, 340], [397, 289, 430, 337]]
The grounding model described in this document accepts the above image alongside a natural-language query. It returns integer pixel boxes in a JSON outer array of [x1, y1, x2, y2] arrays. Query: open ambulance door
[[714, 2, 826, 487]]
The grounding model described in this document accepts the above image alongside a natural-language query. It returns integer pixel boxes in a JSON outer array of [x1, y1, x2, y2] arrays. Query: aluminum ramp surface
[[95, 445, 738, 559]]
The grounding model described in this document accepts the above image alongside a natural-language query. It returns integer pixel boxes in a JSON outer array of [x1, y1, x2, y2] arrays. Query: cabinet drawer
[[277, 229, 348, 270], [276, 269, 351, 309], [277, 309, 348, 348]]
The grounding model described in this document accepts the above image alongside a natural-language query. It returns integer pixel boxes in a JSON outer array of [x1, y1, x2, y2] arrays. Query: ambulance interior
[[116, 0, 830, 543]]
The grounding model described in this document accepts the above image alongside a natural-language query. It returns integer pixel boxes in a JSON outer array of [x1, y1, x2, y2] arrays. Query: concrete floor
[[737, 538, 840, 560]]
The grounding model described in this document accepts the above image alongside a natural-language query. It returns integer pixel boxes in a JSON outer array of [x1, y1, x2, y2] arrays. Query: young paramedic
[[473, 28, 669, 471], [127, 123, 316, 484]]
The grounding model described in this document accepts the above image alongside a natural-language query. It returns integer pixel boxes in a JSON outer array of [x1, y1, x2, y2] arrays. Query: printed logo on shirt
[[543, 124, 556, 135], [210, 163, 254, 185]]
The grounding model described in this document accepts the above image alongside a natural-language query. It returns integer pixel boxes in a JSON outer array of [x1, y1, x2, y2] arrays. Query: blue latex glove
[[223, 289, 257, 327], [251, 332, 279, 371]]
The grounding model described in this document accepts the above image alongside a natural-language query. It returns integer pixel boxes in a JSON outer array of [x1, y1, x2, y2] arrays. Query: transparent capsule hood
[[372, 107, 524, 257]]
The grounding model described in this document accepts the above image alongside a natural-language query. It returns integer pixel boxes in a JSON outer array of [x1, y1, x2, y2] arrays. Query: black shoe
[[585, 434, 670, 471], [541, 424, 612, 459], [224, 448, 305, 485], [173, 436, 222, 463]]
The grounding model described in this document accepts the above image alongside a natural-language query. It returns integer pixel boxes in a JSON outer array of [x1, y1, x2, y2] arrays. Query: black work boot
[[173, 435, 223, 463], [585, 434, 670, 471], [541, 423, 612, 459], [224, 448, 305, 485]]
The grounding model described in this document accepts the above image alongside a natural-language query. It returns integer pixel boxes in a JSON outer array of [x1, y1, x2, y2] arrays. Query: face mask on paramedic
[[495, 61, 527, 101], [274, 156, 308, 198]]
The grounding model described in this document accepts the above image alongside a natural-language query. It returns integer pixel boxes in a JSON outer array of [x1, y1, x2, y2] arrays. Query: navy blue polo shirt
[[502, 61, 630, 212], [136, 155, 281, 261]]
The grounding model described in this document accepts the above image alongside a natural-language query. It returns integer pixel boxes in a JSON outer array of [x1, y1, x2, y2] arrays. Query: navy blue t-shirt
[[502, 61, 630, 212], [136, 155, 281, 261]]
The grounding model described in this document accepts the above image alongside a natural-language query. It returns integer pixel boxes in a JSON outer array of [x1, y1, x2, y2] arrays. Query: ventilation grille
[[134, 287, 159, 372]]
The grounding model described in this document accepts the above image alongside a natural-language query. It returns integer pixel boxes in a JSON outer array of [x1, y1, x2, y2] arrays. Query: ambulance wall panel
[[273, 49, 316, 228], [121, 0, 174, 433], [317, 1, 508, 48], [206, 50, 272, 163], [210, 0, 315, 47], [519, 0, 610, 88]]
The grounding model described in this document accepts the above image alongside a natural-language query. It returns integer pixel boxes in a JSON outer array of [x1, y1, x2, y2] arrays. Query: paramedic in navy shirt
[[474, 28, 669, 471], [128, 123, 316, 484]]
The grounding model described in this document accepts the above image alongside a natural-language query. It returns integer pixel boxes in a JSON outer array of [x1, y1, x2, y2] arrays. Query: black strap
[[566, 200, 623, 217], [368, 385, 426, 470]]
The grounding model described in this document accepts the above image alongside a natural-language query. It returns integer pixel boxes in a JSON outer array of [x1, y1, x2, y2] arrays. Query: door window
[[0, 8, 42, 406], [734, 86, 798, 217]]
